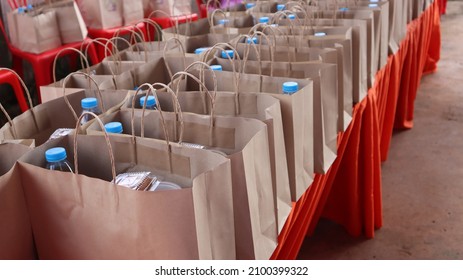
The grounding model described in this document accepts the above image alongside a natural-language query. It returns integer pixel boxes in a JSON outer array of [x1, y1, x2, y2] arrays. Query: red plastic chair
[[0, 20, 99, 104], [149, 13, 199, 29], [87, 22, 146, 61], [0, 68, 28, 112], [196, 0, 209, 18]]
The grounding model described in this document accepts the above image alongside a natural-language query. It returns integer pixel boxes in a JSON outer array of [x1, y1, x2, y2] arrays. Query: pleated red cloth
[[271, 0, 442, 260]]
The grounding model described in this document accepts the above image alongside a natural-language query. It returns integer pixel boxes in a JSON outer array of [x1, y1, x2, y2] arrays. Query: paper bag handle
[[170, 71, 216, 147], [61, 72, 106, 122], [81, 38, 117, 63], [206, 0, 222, 18], [133, 18, 164, 43], [73, 112, 116, 181], [202, 43, 241, 92], [148, 10, 179, 37], [53, 48, 91, 84], [81, 38, 119, 77], [0, 68, 35, 139], [106, 36, 139, 67], [151, 82, 185, 143], [247, 31, 279, 76], [162, 37, 187, 79], [182, 61, 218, 114], [232, 34, 263, 77], [209, 9, 229, 34], [170, 71, 216, 146], [130, 83, 170, 144]]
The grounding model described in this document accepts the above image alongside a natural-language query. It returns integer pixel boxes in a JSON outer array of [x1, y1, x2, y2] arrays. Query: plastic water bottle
[[80, 97, 102, 125], [140, 96, 157, 110], [105, 122, 123, 134], [210, 65, 223, 71], [195, 47, 209, 55], [246, 37, 259, 44], [218, 19, 229, 25], [259, 16, 270, 24], [45, 147, 74, 172], [283, 81, 299, 95], [277, 4, 285, 11], [221, 50, 234, 59], [246, 3, 256, 9]]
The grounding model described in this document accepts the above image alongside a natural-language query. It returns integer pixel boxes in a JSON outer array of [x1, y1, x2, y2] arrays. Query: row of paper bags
[[1, 0, 433, 259]]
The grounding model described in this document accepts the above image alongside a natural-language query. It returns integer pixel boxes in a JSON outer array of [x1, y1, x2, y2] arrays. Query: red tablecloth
[[271, 0, 442, 260]]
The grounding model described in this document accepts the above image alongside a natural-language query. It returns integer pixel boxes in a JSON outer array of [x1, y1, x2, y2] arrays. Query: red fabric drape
[[271, 0, 442, 260]]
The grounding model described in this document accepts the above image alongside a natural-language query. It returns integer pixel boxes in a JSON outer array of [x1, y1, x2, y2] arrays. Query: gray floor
[[297, 2, 463, 260]]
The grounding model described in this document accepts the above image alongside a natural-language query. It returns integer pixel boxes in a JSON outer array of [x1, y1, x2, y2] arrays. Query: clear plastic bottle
[[246, 3, 256, 9], [45, 147, 74, 172], [221, 50, 234, 59], [210, 65, 223, 71], [80, 97, 102, 125], [104, 122, 123, 134], [283, 81, 299, 95], [195, 47, 209, 55], [140, 96, 157, 110], [314, 32, 327, 37], [218, 19, 229, 26], [259, 16, 270, 24], [246, 36, 259, 44]]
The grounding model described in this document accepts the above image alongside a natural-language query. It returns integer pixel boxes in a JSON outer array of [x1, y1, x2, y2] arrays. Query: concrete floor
[[297, 2, 463, 260]]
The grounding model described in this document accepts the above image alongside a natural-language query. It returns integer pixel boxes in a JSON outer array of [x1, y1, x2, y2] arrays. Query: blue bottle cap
[[368, 3, 378, 7], [259, 16, 270, 24], [314, 32, 327, 37], [246, 36, 259, 44], [218, 19, 229, 25], [140, 96, 156, 107], [194, 47, 209, 55], [27, 4, 33, 10], [45, 147, 67, 163], [105, 122, 123, 134], [81, 97, 98, 109], [277, 4, 285, 11], [210, 65, 223, 71], [282, 81, 299, 94], [246, 3, 256, 9], [288, 14, 296, 20], [339, 7, 349, 12], [18, 7, 26, 13], [221, 50, 234, 59]]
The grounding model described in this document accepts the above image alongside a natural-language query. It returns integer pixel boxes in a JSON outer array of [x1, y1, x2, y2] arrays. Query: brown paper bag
[[181, 68, 314, 201], [50, 0, 88, 44], [17, 119, 235, 259], [99, 55, 200, 91], [1, 76, 129, 146], [310, 18, 369, 103], [7, 9, 61, 54], [122, 0, 144, 25], [0, 144, 35, 260], [210, 55, 338, 174], [146, 0, 191, 16], [233, 37, 353, 132], [76, 0, 123, 29], [150, 86, 292, 234], [209, 12, 255, 35], [41, 60, 142, 103], [87, 84, 278, 260]]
